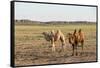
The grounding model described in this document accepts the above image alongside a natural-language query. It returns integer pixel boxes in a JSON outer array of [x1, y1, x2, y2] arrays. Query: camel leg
[[52, 43, 55, 52], [76, 45, 78, 56], [81, 41, 84, 55], [61, 42, 65, 52], [51, 38, 55, 52], [72, 44, 75, 56], [81, 41, 84, 51]]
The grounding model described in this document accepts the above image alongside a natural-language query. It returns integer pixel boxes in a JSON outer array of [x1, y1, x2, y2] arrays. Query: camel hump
[[73, 29, 77, 35], [78, 29, 84, 35], [79, 29, 81, 32], [74, 29, 77, 33], [79, 29, 84, 34], [73, 29, 78, 37], [51, 30, 55, 37], [78, 29, 85, 39], [56, 29, 61, 34], [51, 30, 55, 33]]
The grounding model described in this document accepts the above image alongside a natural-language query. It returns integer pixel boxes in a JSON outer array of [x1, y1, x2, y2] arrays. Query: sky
[[15, 2, 96, 22]]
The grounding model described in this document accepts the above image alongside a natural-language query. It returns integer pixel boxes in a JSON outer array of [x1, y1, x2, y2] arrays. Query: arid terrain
[[15, 23, 97, 66]]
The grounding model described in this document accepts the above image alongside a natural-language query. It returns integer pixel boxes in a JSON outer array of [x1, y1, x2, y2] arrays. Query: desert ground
[[15, 23, 97, 66]]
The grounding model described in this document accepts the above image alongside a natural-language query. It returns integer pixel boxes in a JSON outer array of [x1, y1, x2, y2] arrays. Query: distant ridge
[[15, 19, 96, 25]]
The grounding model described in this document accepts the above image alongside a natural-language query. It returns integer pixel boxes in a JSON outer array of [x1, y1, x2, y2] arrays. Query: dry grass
[[15, 24, 97, 66]]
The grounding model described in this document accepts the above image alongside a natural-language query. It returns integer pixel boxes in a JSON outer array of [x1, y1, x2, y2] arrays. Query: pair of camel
[[42, 29, 84, 56]]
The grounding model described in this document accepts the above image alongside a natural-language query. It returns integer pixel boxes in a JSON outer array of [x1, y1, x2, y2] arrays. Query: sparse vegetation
[[15, 21, 97, 66]]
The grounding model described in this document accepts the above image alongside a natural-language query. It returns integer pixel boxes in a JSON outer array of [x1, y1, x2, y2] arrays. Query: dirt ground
[[15, 24, 97, 66]]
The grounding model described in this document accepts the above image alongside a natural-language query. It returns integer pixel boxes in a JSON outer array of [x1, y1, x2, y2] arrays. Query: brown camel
[[68, 29, 84, 56]]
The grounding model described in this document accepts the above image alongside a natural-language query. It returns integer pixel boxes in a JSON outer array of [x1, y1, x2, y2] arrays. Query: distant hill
[[15, 19, 96, 25]]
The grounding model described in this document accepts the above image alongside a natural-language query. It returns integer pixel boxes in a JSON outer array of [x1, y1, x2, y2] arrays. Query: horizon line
[[15, 19, 96, 22]]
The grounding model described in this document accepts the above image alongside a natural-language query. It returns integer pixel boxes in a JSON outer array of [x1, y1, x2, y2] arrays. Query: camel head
[[42, 32, 47, 35], [42, 32, 51, 41]]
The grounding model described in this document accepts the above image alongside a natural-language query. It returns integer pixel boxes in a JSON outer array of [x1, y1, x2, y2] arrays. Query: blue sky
[[15, 2, 96, 22]]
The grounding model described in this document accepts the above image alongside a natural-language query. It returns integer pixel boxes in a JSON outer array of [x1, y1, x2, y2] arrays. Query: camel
[[42, 30, 66, 52], [67, 29, 84, 56]]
